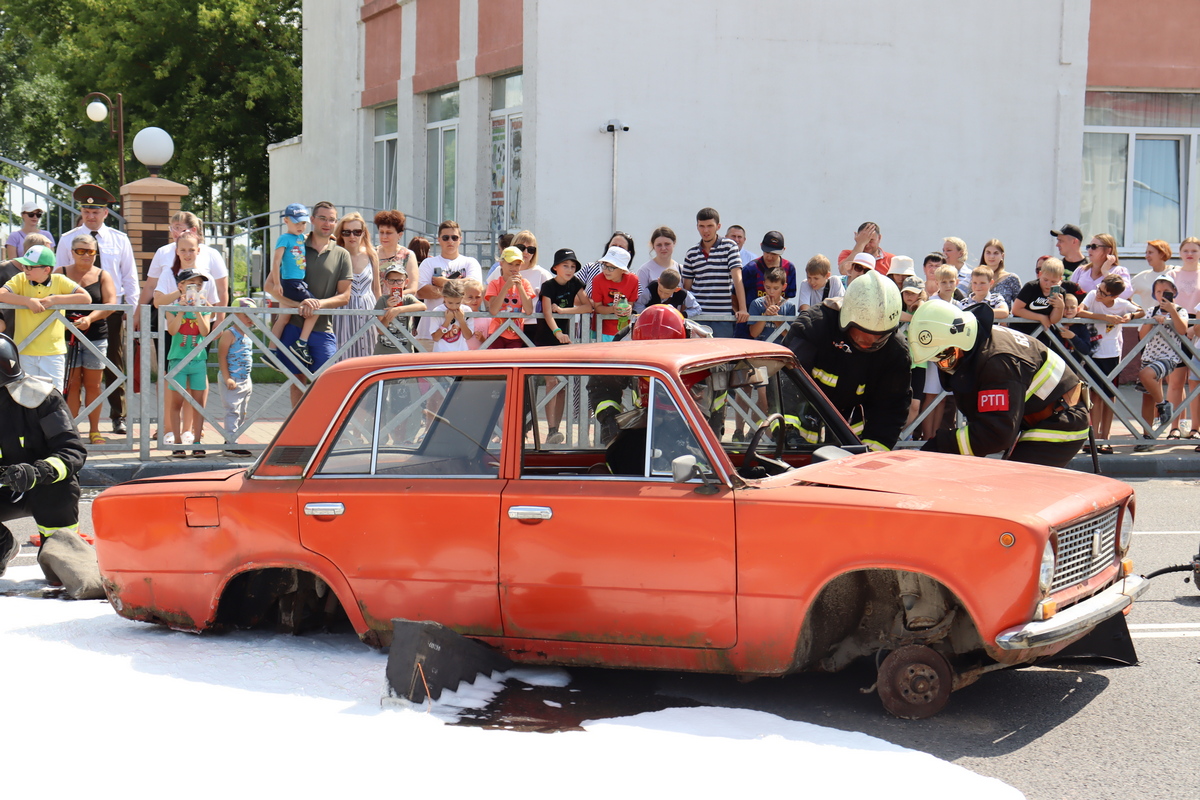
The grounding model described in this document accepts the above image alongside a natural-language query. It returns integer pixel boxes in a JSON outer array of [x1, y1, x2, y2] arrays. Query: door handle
[[304, 502, 345, 516], [507, 505, 553, 520]]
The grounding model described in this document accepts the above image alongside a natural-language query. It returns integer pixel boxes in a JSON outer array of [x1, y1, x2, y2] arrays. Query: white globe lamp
[[132, 127, 175, 177]]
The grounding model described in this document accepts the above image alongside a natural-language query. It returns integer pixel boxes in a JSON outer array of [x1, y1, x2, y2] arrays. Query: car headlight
[[1039, 540, 1056, 594], [1118, 506, 1133, 556]]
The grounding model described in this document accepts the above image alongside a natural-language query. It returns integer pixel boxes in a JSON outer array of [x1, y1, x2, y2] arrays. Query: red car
[[94, 338, 1147, 717]]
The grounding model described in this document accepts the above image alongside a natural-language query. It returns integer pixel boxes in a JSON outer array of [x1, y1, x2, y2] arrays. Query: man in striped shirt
[[681, 207, 748, 339]]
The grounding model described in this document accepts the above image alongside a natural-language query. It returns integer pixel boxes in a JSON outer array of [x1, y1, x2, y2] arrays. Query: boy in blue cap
[[269, 203, 317, 364]]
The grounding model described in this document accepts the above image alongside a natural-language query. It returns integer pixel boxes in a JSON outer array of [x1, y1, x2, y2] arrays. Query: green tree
[[0, 0, 301, 220]]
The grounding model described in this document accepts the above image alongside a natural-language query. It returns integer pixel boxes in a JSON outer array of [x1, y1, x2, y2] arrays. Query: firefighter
[[782, 268, 911, 451], [0, 333, 101, 598], [907, 299, 1089, 467]]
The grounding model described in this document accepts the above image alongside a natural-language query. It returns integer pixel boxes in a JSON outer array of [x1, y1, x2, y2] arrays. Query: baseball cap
[[234, 297, 257, 308], [851, 252, 876, 271], [599, 246, 631, 271], [760, 231, 785, 253], [15, 245, 55, 268], [552, 248, 580, 269], [21, 200, 45, 214], [176, 267, 211, 283], [283, 203, 310, 223], [1051, 223, 1083, 241], [900, 276, 925, 294], [382, 263, 408, 277], [501, 246, 524, 263]]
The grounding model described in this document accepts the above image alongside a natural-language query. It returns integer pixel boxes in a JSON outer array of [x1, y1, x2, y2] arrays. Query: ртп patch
[[977, 390, 1009, 412]]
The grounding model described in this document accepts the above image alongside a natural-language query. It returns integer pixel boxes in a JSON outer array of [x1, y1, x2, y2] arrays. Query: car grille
[[1051, 507, 1119, 593]]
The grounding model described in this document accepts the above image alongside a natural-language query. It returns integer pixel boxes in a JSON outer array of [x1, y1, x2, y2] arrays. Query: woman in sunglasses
[[333, 212, 381, 361], [58, 235, 116, 444], [4, 201, 55, 260], [1072, 234, 1131, 298]]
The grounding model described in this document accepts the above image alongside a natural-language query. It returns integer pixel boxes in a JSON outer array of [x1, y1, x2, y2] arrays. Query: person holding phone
[[1011, 257, 1067, 335], [163, 267, 213, 457]]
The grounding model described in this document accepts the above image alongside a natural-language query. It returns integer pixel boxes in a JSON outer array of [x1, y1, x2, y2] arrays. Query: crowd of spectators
[[5, 192, 1200, 454]]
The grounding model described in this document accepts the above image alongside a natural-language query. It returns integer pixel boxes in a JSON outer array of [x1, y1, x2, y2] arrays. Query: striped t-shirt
[[681, 238, 742, 314]]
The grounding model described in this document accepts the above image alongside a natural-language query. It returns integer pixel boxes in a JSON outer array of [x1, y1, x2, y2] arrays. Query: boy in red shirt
[[589, 246, 638, 341], [485, 246, 536, 349]]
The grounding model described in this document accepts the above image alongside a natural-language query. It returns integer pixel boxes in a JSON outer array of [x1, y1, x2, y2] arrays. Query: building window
[[489, 73, 523, 233], [374, 104, 398, 212], [1082, 92, 1200, 249], [426, 88, 459, 224]]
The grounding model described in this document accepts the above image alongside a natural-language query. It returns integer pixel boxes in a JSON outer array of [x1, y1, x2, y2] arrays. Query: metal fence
[[2, 300, 1198, 460]]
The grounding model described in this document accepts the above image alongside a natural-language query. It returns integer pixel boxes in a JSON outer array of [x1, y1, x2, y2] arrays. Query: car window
[[318, 375, 506, 477], [757, 367, 850, 449], [520, 373, 710, 479]]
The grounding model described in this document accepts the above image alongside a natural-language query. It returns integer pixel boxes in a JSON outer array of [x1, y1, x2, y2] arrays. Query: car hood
[[779, 450, 1131, 525]]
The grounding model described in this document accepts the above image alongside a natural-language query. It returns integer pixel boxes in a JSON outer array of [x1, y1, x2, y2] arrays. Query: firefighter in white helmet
[[782, 268, 911, 451], [907, 299, 1089, 467]]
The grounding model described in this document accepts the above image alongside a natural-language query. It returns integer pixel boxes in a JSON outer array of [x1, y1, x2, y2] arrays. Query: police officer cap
[[73, 183, 116, 208]]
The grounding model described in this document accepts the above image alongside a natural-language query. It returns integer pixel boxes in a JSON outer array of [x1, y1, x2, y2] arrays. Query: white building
[[271, 0, 1197, 278]]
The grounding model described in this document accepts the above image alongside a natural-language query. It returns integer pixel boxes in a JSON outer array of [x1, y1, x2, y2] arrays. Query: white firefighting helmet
[[839, 269, 902, 351], [907, 298, 979, 364]]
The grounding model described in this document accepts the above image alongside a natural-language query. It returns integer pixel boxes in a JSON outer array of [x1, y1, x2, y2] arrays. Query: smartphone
[[1163, 290, 1176, 303], [390, 286, 405, 302], [1049, 286, 1064, 296], [184, 284, 199, 303]]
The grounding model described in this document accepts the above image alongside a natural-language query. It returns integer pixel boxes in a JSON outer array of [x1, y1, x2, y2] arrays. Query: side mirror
[[671, 454, 698, 483]]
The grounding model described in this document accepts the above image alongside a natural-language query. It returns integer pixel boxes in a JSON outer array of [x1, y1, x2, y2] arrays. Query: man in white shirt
[[415, 221, 482, 348], [55, 184, 138, 435]]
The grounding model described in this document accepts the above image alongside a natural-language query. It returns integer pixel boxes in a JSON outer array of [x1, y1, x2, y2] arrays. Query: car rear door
[[297, 369, 511, 637], [498, 370, 737, 648]]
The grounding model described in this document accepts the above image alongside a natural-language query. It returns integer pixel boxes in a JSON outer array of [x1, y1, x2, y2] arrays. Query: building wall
[[273, 0, 1091, 284], [1088, 0, 1200, 89], [528, 0, 1090, 280], [269, 0, 366, 218]]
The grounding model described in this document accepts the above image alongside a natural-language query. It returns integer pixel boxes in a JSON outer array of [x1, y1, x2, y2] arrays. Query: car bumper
[[995, 575, 1149, 650]]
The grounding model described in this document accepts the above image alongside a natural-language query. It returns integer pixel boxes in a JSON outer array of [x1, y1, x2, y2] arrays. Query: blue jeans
[[276, 325, 337, 375]]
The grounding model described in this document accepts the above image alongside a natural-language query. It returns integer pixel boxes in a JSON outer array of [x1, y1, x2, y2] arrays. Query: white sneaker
[[163, 432, 176, 446], [182, 432, 195, 445]]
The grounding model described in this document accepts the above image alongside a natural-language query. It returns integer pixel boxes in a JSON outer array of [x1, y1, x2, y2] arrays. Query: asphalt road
[[6, 481, 1198, 799]]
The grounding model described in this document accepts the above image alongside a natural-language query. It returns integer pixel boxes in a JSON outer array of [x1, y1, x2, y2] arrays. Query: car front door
[[499, 371, 736, 648], [297, 370, 511, 637]]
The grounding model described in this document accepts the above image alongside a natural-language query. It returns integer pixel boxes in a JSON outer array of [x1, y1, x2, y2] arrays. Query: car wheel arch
[[211, 561, 367, 641], [792, 568, 987, 674]]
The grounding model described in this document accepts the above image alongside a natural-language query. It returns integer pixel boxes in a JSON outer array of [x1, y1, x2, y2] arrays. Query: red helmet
[[632, 305, 687, 341]]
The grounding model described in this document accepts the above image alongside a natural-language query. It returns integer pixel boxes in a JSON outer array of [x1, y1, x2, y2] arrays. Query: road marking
[[1133, 531, 1199, 536], [1130, 631, 1200, 639], [1129, 622, 1200, 639]]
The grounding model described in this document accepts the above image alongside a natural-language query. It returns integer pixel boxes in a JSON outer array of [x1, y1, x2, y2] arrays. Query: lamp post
[[132, 127, 175, 178], [83, 92, 125, 189]]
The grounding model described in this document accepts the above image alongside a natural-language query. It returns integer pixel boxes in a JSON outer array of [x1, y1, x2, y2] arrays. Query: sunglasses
[[73, 248, 97, 256], [517, 245, 537, 255], [343, 229, 364, 237], [440, 234, 460, 242], [25, 211, 43, 218], [1086, 243, 1106, 250]]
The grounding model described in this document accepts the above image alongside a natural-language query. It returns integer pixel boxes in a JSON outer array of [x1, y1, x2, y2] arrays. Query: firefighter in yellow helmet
[[907, 299, 1089, 467]]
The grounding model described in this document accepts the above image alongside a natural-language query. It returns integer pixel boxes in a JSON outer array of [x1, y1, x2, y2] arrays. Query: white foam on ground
[[0, 565, 1022, 798]]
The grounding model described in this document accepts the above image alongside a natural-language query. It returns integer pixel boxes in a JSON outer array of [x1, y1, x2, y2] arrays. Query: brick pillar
[[119, 177, 189, 286]]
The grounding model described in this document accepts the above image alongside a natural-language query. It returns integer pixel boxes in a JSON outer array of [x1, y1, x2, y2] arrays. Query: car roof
[[319, 338, 794, 377]]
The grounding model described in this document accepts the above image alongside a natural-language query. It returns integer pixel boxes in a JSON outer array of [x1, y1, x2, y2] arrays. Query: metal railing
[[0, 155, 126, 240], [2, 300, 1198, 460]]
